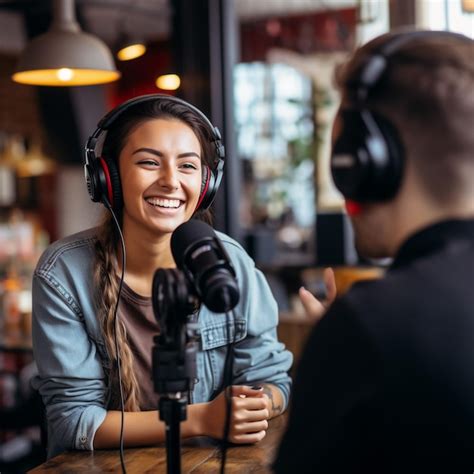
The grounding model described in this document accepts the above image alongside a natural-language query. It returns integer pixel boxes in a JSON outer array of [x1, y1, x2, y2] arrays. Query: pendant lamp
[[116, 35, 147, 61], [462, 0, 474, 12], [12, 0, 120, 86], [155, 74, 181, 91]]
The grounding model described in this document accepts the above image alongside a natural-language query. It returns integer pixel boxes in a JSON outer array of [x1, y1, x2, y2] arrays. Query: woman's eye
[[138, 160, 159, 166], [180, 163, 198, 170]]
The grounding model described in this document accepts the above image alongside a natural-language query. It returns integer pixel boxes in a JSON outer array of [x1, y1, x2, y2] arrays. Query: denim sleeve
[[231, 258, 293, 410], [31, 273, 107, 458]]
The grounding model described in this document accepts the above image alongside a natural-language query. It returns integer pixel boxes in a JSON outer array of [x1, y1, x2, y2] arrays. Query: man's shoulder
[[326, 269, 414, 339], [343, 265, 416, 310], [330, 261, 461, 347]]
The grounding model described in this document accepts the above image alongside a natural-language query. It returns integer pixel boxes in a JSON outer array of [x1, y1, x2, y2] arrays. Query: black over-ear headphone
[[84, 93, 225, 211], [331, 29, 471, 202]]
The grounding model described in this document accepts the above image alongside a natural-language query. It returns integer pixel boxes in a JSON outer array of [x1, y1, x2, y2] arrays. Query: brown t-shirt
[[117, 282, 160, 411]]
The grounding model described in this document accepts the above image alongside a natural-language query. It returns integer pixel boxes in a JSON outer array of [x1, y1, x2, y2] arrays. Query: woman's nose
[[158, 166, 179, 191]]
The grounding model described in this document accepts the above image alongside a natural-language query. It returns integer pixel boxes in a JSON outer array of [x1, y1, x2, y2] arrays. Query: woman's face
[[119, 118, 203, 237]]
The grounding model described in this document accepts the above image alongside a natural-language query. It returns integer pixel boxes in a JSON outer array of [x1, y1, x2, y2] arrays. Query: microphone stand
[[151, 267, 200, 474], [152, 323, 198, 474], [159, 395, 187, 474]]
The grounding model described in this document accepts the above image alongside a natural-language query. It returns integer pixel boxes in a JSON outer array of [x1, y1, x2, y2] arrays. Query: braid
[[94, 213, 141, 411]]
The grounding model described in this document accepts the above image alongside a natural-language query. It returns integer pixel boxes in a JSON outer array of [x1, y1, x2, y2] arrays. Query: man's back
[[275, 219, 474, 473]]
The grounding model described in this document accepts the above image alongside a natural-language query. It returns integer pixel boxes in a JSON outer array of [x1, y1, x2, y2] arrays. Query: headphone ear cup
[[331, 109, 372, 200], [195, 165, 212, 211], [101, 157, 123, 210], [201, 165, 210, 196], [368, 111, 404, 200], [98, 157, 123, 210], [84, 160, 101, 203], [331, 108, 404, 202]]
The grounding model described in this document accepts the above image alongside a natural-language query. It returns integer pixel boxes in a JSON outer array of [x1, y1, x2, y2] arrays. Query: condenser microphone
[[171, 220, 240, 313]]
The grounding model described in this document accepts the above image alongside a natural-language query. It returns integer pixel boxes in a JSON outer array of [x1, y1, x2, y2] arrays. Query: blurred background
[[0, 0, 472, 471]]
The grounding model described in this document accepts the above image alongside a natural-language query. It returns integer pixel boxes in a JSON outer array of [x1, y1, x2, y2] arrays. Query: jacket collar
[[391, 218, 474, 270]]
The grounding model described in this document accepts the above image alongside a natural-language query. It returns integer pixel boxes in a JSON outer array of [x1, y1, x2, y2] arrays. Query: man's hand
[[200, 385, 270, 444], [299, 267, 337, 324]]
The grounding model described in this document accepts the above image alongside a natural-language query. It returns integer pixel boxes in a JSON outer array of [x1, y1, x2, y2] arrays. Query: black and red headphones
[[331, 29, 472, 203], [84, 93, 225, 211]]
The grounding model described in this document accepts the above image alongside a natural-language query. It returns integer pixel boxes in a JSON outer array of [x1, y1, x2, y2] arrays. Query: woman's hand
[[200, 385, 270, 444], [299, 267, 337, 324]]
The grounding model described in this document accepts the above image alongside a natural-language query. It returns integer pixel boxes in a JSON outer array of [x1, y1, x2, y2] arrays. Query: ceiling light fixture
[[155, 74, 181, 91], [12, 0, 120, 86], [462, 0, 474, 12], [117, 38, 147, 61]]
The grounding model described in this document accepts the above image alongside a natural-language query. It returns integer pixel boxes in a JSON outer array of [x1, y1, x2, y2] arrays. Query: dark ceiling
[[0, 0, 357, 55], [0, 0, 171, 54]]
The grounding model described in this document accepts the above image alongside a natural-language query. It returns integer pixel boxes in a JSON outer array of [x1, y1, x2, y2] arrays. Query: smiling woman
[[120, 118, 203, 239], [30, 94, 293, 459]]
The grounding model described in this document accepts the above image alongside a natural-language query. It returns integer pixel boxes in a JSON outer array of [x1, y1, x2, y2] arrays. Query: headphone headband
[[84, 93, 225, 211], [353, 29, 472, 103], [99, 94, 220, 137]]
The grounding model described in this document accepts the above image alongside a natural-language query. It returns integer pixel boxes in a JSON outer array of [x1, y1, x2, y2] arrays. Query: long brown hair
[[93, 97, 214, 410]]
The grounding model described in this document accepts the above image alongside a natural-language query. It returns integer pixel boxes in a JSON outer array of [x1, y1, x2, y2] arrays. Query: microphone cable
[[105, 199, 127, 474], [220, 289, 237, 474]]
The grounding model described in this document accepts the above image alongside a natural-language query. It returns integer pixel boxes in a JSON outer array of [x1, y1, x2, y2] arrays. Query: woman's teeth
[[146, 197, 181, 208]]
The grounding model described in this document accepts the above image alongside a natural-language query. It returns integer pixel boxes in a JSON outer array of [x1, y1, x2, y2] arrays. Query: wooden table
[[30, 412, 287, 473]]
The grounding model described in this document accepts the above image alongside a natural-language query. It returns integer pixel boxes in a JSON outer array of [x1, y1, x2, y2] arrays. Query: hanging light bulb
[[462, 0, 474, 12], [117, 43, 146, 61], [117, 37, 147, 61], [12, 0, 120, 86], [155, 74, 181, 91], [56, 68, 74, 82]]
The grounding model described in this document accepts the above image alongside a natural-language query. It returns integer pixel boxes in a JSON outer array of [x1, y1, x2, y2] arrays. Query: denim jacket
[[31, 227, 293, 458]]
